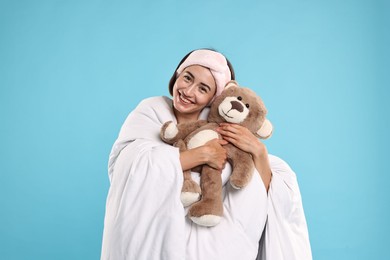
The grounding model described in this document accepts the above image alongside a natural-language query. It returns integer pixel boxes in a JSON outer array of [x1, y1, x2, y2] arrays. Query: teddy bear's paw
[[229, 179, 245, 190], [162, 121, 179, 140], [181, 192, 201, 207], [190, 215, 221, 227]]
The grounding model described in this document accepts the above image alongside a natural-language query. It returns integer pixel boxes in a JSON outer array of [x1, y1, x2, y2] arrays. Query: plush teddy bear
[[160, 80, 273, 227]]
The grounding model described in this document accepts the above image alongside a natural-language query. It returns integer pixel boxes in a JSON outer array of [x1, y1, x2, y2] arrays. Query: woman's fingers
[[217, 123, 260, 154], [218, 123, 241, 133], [204, 138, 228, 170], [217, 123, 244, 139], [218, 139, 229, 145]]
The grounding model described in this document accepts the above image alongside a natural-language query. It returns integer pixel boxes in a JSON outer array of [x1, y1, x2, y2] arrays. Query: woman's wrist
[[251, 140, 272, 191], [179, 146, 208, 171], [251, 140, 267, 160]]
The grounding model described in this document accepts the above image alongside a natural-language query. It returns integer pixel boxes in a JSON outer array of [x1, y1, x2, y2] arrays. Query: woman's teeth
[[179, 94, 192, 104]]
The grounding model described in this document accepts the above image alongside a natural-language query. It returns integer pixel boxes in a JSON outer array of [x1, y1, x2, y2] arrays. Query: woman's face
[[172, 65, 217, 121]]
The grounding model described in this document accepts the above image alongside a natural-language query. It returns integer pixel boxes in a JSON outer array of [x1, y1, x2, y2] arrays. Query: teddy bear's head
[[208, 80, 273, 139]]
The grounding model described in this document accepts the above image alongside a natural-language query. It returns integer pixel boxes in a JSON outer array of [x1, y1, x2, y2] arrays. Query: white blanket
[[101, 96, 312, 260]]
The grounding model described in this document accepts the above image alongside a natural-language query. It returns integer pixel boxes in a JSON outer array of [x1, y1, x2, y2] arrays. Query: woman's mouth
[[178, 93, 194, 105]]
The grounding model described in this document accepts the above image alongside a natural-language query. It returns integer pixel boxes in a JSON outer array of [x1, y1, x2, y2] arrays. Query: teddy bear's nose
[[230, 100, 244, 112]]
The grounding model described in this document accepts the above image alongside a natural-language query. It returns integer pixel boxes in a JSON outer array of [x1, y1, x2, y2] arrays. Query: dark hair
[[168, 48, 235, 95]]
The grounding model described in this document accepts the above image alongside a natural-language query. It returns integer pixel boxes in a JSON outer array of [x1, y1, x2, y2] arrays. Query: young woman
[[101, 49, 312, 260]]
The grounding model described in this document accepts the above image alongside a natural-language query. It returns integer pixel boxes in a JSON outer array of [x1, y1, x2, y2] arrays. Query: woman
[[101, 49, 312, 260]]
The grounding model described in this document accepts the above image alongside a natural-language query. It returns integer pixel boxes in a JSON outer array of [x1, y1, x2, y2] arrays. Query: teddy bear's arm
[[160, 120, 208, 144]]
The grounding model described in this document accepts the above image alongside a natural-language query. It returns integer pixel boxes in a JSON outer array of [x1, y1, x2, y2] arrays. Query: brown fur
[[160, 80, 272, 226]]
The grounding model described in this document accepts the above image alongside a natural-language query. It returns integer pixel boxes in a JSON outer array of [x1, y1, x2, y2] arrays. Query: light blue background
[[1, 0, 389, 259]]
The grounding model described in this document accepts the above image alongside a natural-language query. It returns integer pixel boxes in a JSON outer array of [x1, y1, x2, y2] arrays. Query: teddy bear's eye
[[237, 96, 242, 101], [245, 104, 250, 108]]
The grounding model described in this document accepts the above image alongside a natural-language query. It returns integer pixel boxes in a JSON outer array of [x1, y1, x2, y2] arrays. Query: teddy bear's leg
[[174, 140, 201, 207], [181, 170, 202, 207], [228, 147, 255, 189], [188, 166, 223, 226]]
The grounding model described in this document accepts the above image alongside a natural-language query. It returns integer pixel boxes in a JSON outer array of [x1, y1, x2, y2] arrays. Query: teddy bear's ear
[[256, 119, 273, 139], [224, 80, 238, 90]]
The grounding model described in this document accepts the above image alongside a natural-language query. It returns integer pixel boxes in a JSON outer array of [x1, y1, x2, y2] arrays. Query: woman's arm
[[250, 141, 272, 191], [217, 123, 272, 191], [179, 139, 228, 171]]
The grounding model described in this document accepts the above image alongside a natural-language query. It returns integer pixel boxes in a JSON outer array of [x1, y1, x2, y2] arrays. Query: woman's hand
[[217, 123, 265, 158], [217, 122, 272, 191], [203, 139, 228, 170], [179, 138, 228, 172]]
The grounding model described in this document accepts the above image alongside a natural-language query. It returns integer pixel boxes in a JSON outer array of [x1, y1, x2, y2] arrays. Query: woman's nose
[[183, 84, 196, 96]]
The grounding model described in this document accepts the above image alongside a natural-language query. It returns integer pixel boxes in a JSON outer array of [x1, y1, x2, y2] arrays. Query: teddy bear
[[160, 80, 273, 227]]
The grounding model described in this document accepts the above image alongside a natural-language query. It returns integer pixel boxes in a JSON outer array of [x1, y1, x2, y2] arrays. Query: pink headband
[[176, 50, 232, 98]]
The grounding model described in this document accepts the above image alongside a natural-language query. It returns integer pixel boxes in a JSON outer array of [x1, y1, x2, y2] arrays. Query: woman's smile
[[178, 91, 195, 105]]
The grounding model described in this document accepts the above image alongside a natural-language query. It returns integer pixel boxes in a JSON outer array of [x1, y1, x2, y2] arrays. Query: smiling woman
[[101, 49, 312, 260], [172, 65, 217, 123]]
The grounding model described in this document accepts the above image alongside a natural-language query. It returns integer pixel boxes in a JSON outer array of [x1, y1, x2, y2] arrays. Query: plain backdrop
[[1, 0, 389, 259]]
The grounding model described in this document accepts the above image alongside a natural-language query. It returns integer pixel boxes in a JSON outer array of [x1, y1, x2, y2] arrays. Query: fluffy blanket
[[101, 96, 312, 260]]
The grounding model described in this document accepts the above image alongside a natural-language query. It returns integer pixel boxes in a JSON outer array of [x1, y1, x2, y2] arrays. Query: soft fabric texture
[[176, 49, 232, 98], [101, 96, 312, 260]]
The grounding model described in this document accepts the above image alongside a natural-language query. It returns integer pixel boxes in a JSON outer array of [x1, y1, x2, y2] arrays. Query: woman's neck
[[173, 109, 199, 124]]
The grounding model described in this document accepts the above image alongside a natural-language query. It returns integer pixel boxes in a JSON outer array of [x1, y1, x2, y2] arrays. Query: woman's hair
[[168, 48, 235, 95]]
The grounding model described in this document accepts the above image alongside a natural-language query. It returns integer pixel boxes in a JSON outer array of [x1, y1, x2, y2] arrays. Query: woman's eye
[[199, 87, 208, 93]]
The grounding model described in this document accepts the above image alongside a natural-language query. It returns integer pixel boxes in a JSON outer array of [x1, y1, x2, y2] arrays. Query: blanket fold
[[260, 155, 313, 260]]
